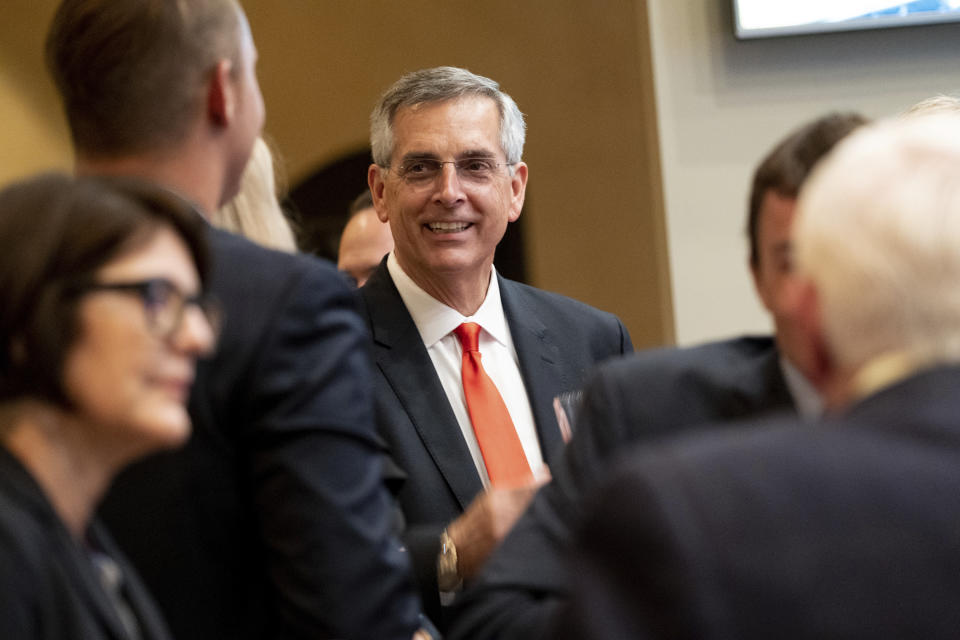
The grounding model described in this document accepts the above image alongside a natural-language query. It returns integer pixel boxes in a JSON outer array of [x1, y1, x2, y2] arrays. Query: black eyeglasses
[[72, 278, 221, 342], [390, 157, 515, 187]]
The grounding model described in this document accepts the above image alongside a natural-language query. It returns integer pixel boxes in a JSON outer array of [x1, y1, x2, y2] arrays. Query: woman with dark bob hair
[[0, 173, 218, 639]]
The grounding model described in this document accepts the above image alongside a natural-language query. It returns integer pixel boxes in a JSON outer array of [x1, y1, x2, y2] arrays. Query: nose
[[172, 306, 217, 357], [435, 162, 466, 206]]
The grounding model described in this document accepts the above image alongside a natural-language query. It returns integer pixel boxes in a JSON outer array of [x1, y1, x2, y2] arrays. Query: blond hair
[[215, 138, 297, 252]]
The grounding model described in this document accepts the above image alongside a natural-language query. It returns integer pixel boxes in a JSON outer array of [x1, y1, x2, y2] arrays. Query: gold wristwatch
[[437, 528, 462, 592]]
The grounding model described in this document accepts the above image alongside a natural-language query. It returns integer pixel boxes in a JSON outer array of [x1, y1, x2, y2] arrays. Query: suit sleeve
[[403, 523, 445, 625], [547, 451, 705, 640], [449, 360, 634, 640], [244, 266, 421, 640]]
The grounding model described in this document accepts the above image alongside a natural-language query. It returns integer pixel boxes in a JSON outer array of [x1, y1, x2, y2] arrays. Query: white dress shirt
[[780, 356, 822, 419], [387, 253, 545, 488]]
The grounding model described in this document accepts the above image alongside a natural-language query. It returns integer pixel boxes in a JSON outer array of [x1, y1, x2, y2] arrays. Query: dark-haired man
[[450, 112, 867, 640], [45, 1, 420, 639], [554, 112, 960, 640]]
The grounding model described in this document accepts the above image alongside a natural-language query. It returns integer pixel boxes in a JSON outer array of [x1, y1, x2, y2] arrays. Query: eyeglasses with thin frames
[[389, 157, 515, 188], [72, 278, 221, 344]]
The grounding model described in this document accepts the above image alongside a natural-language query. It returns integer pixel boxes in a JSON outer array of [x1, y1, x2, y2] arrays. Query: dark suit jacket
[[100, 228, 420, 640], [359, 261, 633, 622], [553, 365, 960, 640], [451, 336, 795, 640], [0, 447, 172, 640]]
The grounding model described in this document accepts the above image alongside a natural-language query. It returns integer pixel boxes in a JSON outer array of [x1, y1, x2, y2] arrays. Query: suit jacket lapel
[[60, 542, 136, 640], [0, 450, 135, 640], [499, 277, 567, 467], [362, 264, 483, 509], [89, 522, 172, 640]]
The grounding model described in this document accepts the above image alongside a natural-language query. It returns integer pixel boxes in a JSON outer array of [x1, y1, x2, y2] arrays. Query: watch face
[[437, 531, 461, 592]]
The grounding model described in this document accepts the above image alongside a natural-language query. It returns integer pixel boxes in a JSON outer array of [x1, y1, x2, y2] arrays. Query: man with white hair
[[550, 114, 960, 639]]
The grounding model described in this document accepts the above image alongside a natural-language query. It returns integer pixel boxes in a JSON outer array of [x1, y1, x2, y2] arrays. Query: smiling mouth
[[148, 375, 193, 400], [426, 221, 471, 233], [161, 380, 191, 397]]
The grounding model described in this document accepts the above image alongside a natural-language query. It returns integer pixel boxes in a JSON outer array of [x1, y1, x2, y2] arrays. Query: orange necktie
[[454, 322, 533, 488]]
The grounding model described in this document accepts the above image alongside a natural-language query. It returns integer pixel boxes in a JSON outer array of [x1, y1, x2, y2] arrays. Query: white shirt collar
[[779, 356, 822, 419], [848, 349, 932, 403], [387, 252, 509, 347]]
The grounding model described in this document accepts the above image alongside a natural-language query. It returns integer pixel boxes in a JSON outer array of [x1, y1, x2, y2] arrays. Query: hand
[[446, 471, 550, 580]]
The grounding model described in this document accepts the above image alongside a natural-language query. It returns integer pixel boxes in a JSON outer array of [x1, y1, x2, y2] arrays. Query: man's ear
[[368, 164, 389, 223], [207, 60, 235, 126], [508, 162, 528, 223]]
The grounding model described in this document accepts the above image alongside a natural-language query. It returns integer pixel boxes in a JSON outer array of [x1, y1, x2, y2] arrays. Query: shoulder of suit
[[611, 415, 811, 502], [206, 226, 346, 294], [628, 403, 912, 496], [207, 226, 328, 271], [596, 334, 778, 388], [0, 485, 53, 575], [498, 276, 622, 323]]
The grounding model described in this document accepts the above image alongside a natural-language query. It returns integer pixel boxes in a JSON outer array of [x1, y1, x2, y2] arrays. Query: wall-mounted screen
[[734, 0, 960, 39]]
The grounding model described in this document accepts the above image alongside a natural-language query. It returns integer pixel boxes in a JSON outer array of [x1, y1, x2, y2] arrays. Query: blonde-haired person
[[215, 137, 298, 252]]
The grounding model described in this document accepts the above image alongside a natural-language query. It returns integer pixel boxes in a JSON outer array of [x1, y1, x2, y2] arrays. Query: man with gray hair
[[551, 114, 960, 639], [361, 66, 633, 624]]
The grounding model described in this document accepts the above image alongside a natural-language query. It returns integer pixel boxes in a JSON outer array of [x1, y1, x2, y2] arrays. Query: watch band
[[437, 528, 462, 592]]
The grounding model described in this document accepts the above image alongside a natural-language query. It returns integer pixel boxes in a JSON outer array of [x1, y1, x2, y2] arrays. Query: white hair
[[369, 66, 526, 168], [901, 94, 960, 118], [795, 114, 960, 370]]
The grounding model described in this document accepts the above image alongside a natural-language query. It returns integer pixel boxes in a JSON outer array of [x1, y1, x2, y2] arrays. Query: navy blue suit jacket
[[0, 447, 172, 640], [451, 336, 795, 639], [359, 261, 632, 622], [555, 365, 960, 639], [100, 227, 420, 640]]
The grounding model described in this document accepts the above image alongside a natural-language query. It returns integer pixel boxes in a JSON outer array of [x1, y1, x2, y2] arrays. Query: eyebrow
[[398, 149, 499, 164], [398, 152, 439, 165], [458, 149, 499, 159]]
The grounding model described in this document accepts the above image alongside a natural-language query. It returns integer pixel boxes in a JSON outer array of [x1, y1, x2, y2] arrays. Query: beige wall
[[649, 0, 960, 345], [246, 0, 672, 348], [13, 2, 960, 348], [0, 0, 673, 349], [0, 2, 71, 183]]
